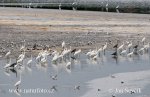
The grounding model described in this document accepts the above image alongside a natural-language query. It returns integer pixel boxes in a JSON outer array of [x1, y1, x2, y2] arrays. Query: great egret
[[127, 42, 132, 52], [106, 3, 108, 12], [116, 5, 119, 13], [144, 43, 150, 52], [117, 42, 124, 52], [138, 47, 145, 54], [27, 55, 32, 65], [4, 58, 11, 68], [17, 50, 25, 63], [120, 49, 127, 55], [97, 47, 103, 57], [142, 37, 146, 45], [103, 42, 107, 55], [14, 73, 22, 89], [17, 53, 25, 64], [74, 49, 81, 57], [62, 41, 66, 49], [59, 3, 62, 10], [127, 49, 135, 57], [5, 50, 11, 57]]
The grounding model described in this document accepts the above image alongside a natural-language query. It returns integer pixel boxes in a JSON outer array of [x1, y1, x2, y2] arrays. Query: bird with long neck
[[5, 50, 11, 58], [106, 3, 108, 12], [17, 49, 25, 64], [62, 41, 66, 50], [144, 42, 150, 52], [142, 37, 146, 45], [127, 41, 132, 53], [127, 48, 135, 57], [20, 40, 26, 51], [4, 58, 11, 69], [117, 42, 124, 53], [59, 3, 62, 10], [103, 42, 107, 55], [27, 54, 33, 67], [14, 72, 22, 90], [116, 5, 119, 13], [74, 49, 81, 58]]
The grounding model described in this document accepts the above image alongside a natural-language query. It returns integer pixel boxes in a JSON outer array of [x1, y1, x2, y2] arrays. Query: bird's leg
[[98, 52, 101, 57], [78, 54, 81, 59], [104, 50, 105, 55], [129, 48, 131, 53]]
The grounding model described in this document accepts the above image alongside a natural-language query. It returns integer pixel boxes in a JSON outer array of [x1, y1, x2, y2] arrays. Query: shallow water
[[0, 51, 150, 97]]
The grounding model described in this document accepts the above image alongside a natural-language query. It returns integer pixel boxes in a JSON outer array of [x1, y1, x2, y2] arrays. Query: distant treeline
[[0, 0, 150, 14]]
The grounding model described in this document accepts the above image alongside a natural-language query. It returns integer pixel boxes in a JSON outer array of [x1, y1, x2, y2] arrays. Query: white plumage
[[74, 49, 81, 56], [27, 59, 32, 65], [117, 42, 124, 51], [103, 43, 107, 51], [62, 41, 66, 49], [66, 62, 71, 69], [142, 37, 146, 43], [14, 73, 22, 87], [127, 42, 132, 48], [120, 49, 127, 55], [5, 50, 11, 57], [127, 52, 133, 57]]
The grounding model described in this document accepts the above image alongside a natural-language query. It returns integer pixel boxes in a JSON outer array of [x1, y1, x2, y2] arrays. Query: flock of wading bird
[[2, 36, 150, 95]]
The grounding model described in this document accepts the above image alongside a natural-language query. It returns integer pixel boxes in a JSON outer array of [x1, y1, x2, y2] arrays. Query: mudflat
[[0, 7, 150, 55]]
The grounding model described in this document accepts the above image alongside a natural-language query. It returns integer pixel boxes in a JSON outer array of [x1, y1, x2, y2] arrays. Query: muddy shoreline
[[0, 7, 150, 57]]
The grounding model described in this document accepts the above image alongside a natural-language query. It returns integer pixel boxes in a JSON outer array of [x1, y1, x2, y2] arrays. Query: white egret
[[120, 49, 127, 55], [127, 42, 132, 52], [144, 43, 150, 52], [59, 3, 62, 10], [138, 47, 145, 54], [14, 73, 22, 89], [74, 49, 81, 58], [27, 55, 32, 65], [142, 37, 146, 45], [103, 42, 107, 55], [97, 47, 102, 57], [18, 49, 26, 64], [62, 41, 66, 49], [4, 58, 11, 68], [117, 42, 124, 52], [116, 5, 119, 13], [127, 48, 135, 57], [5, 50, 11, 57], [106, 3, 108, 12]]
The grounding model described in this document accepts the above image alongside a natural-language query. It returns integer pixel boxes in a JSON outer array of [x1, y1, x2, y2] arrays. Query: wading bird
[[14, 73, 22, 89], [5, 50, 11, 58], [116, 5, 119, 13], [142, 37, 146, 45], [106, 3, 108, 12], [62, 41, 66, 49], [103, 42, 107, 55]]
